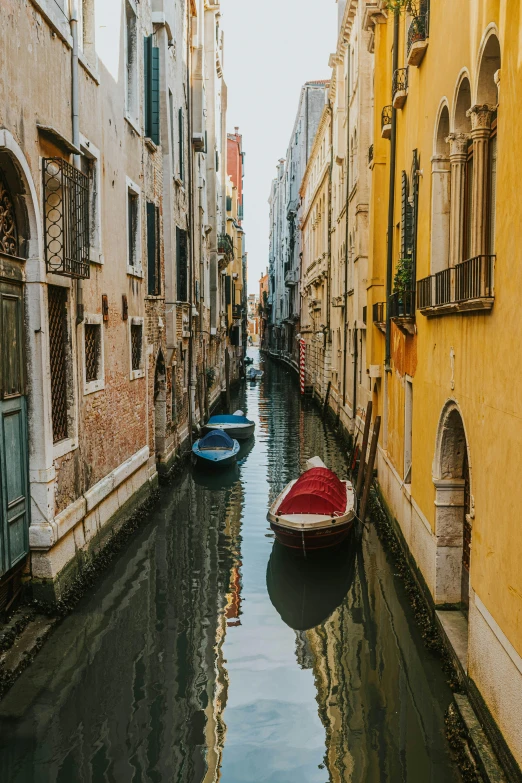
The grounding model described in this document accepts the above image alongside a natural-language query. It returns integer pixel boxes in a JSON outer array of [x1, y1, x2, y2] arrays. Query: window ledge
[[419, 298, 494, 318], [127, 265, 144, 279], [124, 114, 141, 136], [145, 137, 159, 153], [84, 379, 105, 396], [53, 437, 78, 460], [89, 249, 104, 265], [130, 369, 145, 381]]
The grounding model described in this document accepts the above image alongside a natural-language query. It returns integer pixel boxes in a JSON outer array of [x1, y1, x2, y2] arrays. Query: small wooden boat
[[244, 356, 254, 366], [267, 457, 355, 554], [203, 410, 255, 440], [247, 367, 264, 381], [192, 430, 240, 468]]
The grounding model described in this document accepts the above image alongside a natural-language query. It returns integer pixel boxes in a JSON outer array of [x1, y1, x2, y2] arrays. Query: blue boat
[[192, 430, 240, 468], [203, 410, 255, 440]]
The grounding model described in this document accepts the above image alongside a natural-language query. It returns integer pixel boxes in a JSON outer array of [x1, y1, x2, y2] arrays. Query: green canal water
[[0, 350, 461, 782]]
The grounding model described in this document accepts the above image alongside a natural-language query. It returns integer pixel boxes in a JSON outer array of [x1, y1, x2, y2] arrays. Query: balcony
[[372, 301, 386, 333], [417, 256, 495, 317], [407, 6, 429, 66], [392, 68, 408, 109], [285, 267, 300, 287], [232, 304, 243, 320], [389, 290, 416, 335], [381, 106, 392, 139], [217, 233, 234, 269]]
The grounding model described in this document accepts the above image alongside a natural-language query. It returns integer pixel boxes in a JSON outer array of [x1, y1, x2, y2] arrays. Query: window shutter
[[176, 227, 188, 302], [147, 201, 156, 295], [225, 275, 231, 306], [178, 108, 184, 181], [151, 45, 160, 145], [144, 36, 152, 137], [401, 170, 413, 258]]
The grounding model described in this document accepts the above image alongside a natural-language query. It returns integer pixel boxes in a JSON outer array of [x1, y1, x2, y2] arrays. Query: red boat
[[267, 457, 355, 555]]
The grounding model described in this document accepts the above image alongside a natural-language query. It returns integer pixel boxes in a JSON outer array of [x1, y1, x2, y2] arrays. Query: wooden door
[[0, 279, 29, 578]]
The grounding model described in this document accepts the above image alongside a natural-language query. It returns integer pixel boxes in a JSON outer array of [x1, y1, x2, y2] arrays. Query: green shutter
[[225, 275, 231, 306], [147, 201, 156, 295], [178, 108, 184, 181], [144, 36, 160, 145], [401, 170, 413, 259], [151, 46, 160, 145]]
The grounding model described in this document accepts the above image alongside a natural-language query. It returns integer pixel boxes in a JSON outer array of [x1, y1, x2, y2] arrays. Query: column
[[467, 104, 494, 258], [447, 133, 468, 267], [430, 154, 451, 274]]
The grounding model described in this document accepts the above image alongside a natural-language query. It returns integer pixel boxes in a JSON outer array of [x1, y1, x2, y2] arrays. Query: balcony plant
[[392, 257, 414, 318]]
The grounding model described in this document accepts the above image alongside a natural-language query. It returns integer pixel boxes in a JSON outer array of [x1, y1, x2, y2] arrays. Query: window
[[144, 35, 160, 145], [487, 122, 497, 255], [48, 286, 69, 443], [78, 0, 95, 60], [147, 201, 160, 296], [43, 158, 90, 278], [125, 0, 138, 127], [169, 90, 175, 175], [83, 316, 104, 394], [126, 177, 141, 275], [80, 137, 102, 263], [176, 227, 188, 302], [463, 141, 474, 261], [130, 319, 144, 379], [178, 107, 185, 182]]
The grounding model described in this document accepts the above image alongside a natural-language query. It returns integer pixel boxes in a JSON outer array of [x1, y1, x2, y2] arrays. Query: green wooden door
[[0, 280, 29, 578]]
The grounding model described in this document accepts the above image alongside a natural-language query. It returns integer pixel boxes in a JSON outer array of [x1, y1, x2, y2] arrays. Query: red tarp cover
[[277, 468, 347, 516]]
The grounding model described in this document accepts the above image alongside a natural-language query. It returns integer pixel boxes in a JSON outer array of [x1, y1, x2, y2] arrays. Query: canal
[[0, 350, 460, 783]]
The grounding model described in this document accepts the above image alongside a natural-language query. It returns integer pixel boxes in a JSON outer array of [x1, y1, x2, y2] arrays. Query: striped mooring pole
[[299, 338, 306, 395]]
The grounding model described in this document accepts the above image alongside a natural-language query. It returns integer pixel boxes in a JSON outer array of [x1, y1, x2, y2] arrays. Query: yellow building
[[365, 0, 522, 769], [224, 173, 245, 381]]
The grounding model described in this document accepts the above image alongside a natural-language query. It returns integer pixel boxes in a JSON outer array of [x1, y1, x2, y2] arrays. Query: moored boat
[[247, 367, 263, 381], [192, 430, 240, 468], [203, 410, 255, 440], [267, 457, 355, 554]]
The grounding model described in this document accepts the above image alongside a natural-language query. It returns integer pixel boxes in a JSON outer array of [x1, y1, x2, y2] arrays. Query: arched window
[[0, 170, 19, 257], [431, 105, 451, 273], [476, 33, 500, 255]]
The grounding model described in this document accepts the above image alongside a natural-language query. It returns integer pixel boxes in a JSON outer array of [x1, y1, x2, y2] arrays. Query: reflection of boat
[[191, 462, 239, 489], [267, 457, 355, 554], [192, 430, 240, 468], [237, 435, 255, 466], [266, 539, 357, 630], [246, 367, 264, 381], [203, 410, 255, 440]]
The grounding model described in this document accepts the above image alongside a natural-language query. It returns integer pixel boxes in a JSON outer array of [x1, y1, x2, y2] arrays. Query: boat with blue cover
[[192, 430, 240, 468], [203, 409, 255, 440], [246, 366, 263, 381]]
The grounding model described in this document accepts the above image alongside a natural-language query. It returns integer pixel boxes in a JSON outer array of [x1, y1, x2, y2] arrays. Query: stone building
[[0, 0, 240, 604], [267, 83, 328, 368]]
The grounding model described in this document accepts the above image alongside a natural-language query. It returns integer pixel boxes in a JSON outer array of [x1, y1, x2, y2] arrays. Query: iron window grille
[[392, 68, 409, 98], [48, 286, 69, 442], [84, 324, 101, 383], [128, 190, 139, 267], [381, 105, 392, 131], [43, 158, 90, 278], [131, 323, 143, 371]]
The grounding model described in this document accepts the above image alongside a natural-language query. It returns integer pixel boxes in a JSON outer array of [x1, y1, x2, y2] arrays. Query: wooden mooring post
[[323, 381, 331, 418], [359, 416, 381, 525], [355, 401, 372, 498]]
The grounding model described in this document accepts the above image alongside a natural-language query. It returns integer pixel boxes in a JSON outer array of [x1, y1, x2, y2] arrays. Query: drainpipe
[[186, 0, 195, 443], [342, 45, 351, 409], [70, 0, 83, 323], [385, 11, 399, 369]]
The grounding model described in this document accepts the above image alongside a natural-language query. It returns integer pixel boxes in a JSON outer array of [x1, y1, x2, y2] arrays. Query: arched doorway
[[433, 402, 471, 608], [0, 154, 30, 605], [154, 350, 167, 464]]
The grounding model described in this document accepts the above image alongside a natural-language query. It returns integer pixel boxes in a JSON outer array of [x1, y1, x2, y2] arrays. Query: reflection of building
[[259, 269, 269, 349], [246, 294, 259, 344]]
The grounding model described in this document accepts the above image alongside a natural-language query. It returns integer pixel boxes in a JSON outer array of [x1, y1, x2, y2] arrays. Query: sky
[[220, 0, 339, 294]]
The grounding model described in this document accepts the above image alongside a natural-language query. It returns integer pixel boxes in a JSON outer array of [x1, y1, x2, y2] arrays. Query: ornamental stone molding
[[446, 132, 470, 158], [466, 103, 497, 132]]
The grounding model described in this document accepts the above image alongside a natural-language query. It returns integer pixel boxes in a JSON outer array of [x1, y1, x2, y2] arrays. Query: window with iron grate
[[131, 323, 143, 371], [48, 286, 68, 443], [85, 324, 101, 382]]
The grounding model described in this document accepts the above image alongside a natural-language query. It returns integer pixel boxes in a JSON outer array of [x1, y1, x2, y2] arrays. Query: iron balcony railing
[[389, 289, 416, 319], [373, 301, 386, 323], [381, 105, 392, 132], [43, 157, 90, 278], [218, 233, 234, 258], [407, 12, 429, 57], [232, 304, 243, 319], [417, 255, 495, 310], [392, 68, 409, 99]]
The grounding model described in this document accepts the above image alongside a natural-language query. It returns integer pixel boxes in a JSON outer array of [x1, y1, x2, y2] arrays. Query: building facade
[[0, 0, 243, 604]]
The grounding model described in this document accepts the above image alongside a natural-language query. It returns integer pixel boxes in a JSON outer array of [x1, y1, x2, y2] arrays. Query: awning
[[277, 468, 346, 515]]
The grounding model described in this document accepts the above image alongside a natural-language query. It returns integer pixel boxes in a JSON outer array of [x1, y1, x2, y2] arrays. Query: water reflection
[[0, 349, 460, 783], [266, 539, 357, 631]]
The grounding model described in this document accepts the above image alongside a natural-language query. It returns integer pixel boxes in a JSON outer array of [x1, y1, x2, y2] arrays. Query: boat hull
[[192, 438, 240, 468], [203, 423, 255, 441], [270, 518, 354, 554]]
